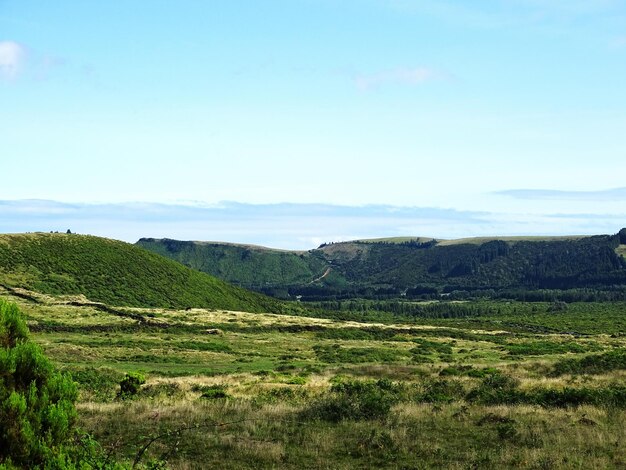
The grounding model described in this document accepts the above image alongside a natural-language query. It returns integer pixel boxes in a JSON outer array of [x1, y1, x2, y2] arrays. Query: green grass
[[0, 232, 286, 312], [4, 289, 626, 469], [136, 237, 327, 288]]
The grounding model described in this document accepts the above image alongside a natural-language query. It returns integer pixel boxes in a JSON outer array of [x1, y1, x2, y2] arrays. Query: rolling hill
[[0, 233, 284, 312], [137, 228, 626, 300]]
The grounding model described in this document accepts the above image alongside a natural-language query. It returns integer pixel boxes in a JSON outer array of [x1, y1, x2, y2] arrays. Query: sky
[[1, 1, 626, 248]]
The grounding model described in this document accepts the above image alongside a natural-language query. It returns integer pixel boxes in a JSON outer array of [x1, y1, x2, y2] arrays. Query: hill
[[136, 238, 329, 292], [0, 233, 284, 312], [137, 229, 626, 301]]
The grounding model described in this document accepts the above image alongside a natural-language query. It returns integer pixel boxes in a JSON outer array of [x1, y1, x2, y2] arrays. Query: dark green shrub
[[411, 338, 453, 355], [118, 372, 146, 399], [302, 379, 402, 422], [0, 300, 78, 468], [140, 382, 184, 400], [416, 378, 465, 403], [551, 350, 626, 376], [67, 366, 122, 401], [504, 340, 593, 356], [467, 372, 523, 405], [198, 385, 229, 400], [526, 384, 626, 408]]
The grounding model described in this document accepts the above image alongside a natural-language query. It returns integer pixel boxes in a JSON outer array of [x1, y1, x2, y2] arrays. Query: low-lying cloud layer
[[1, 199, 623, 250]]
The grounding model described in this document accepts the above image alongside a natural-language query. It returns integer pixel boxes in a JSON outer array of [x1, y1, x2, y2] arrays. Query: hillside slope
[[0, 233, 284, 312], [138, 229, 626, 300], [136, 238, 329, 290]]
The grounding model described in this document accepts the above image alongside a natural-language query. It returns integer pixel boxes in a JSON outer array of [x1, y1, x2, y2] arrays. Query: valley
[[2, 231, 626, 468]]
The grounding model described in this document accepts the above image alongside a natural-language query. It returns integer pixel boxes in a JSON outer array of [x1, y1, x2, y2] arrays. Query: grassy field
[[3, 286, 626, 469]]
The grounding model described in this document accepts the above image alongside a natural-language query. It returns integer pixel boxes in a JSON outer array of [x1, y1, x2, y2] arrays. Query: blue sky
[[1, 1, 625, 247]]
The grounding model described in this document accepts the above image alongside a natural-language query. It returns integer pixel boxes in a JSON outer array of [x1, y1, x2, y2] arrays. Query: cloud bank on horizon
[[1, 198, 623, 250]]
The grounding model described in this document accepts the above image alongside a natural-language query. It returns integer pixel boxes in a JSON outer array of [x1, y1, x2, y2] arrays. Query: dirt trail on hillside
[[309, 267, 332, 284]]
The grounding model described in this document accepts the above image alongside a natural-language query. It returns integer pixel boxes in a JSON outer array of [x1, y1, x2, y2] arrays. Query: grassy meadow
[[3, 285, 626, 469]]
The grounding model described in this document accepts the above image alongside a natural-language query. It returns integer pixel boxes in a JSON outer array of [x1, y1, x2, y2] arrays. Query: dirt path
[[309, 267, 332, 284]]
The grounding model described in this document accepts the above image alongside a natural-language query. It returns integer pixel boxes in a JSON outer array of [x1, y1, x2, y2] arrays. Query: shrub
[[140, 382, 184, 400], [302, 379, 402, 422], [503, 340, 594, 356], [416, 378, 466, 403], [67, 366, 122, 401], [118, 372, 146, 399], [466, 372, 523, 405], [0, 300, 78, 467], [526, 384, 626, 408], [551, 350, 626, 376], [198, 385, 229, 400]]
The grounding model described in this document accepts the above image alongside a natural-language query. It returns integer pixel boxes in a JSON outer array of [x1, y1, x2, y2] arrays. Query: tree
[[0, 300, 77, 468]]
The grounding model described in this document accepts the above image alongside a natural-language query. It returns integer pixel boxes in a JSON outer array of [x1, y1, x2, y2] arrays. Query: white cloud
[[0, 40, 26, 80], [354, 67, 440, 91]]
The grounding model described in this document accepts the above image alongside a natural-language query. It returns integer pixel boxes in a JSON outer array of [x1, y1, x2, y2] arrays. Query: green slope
[[0, 233, 284, 312], [136, 238, 329, 288], [137, 229, 626, 300]]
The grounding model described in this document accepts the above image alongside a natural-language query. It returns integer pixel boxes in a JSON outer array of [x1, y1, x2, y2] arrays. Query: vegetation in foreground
[[2, 286, 626, 469]]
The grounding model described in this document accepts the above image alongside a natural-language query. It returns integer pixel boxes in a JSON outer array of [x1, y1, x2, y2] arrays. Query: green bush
[[526, 384, 626, 408], [466, 372, 523, 405], [551, 350, 626, 376], [197, 385, 229, 400], [302, 379, 402, 422], [463, 368, 626, 408], [416, 378, 465, 403], [118, 372, 146, 399], [0, 300, 78, 467], [503, 340, 593, 356], [67, 366, 122, 402]]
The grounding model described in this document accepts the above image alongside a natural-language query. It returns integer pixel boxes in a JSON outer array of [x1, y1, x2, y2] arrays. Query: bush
[[0, 300, 78, 467], [526, 384, 626, 408], [198, 385, 229, 400], [118, 372, 146, 399], [551, 350, 626, 376], [67, 366, 122, 402], [416, 378, 465, 403], [466, 372, 523, 405], [464, 368, 626, 408], [302, 379, 402, 422]]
